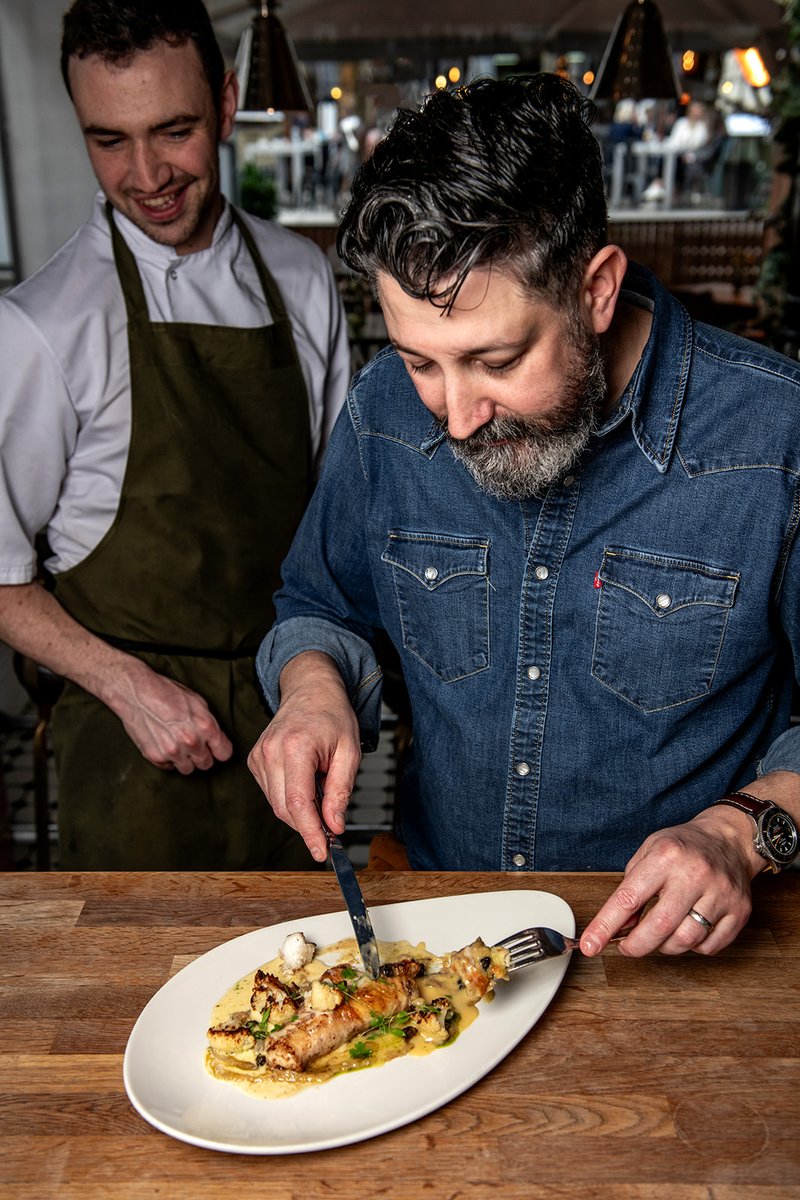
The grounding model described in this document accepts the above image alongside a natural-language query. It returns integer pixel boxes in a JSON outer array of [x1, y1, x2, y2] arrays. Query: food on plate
[[205, 933, 510, 1097]]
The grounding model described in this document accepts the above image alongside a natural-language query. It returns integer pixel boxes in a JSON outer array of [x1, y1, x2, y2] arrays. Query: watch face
[[762, 810, 800, 865]]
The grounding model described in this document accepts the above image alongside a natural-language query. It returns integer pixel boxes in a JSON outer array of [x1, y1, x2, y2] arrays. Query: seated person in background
[[643, 100, 713, 200], [248, 74, 800, 957]]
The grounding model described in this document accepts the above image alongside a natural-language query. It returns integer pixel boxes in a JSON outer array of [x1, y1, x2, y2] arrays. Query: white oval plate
[[123, 888, 574, 1154]]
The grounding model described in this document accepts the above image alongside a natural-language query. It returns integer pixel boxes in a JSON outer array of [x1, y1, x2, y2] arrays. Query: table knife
[[315, 777, 381, 979]]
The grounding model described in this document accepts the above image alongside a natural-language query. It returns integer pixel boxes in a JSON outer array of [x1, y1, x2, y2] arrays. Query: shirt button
[[526, 665, 542, 681], [655, 593, 672, 609], [535, 565, 549, 581], [512, 853, 527, 867], [515, 761, 531, 776], [169, 269, 178, 280], [563, 474, 575, 486], [424, 566, 439, 581]]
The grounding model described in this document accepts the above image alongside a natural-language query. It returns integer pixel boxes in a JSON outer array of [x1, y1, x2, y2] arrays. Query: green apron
[[51, 204, 314, 870]]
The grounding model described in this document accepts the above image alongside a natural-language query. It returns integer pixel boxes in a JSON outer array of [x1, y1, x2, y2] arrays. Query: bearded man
[[248, 74, 800, 957]]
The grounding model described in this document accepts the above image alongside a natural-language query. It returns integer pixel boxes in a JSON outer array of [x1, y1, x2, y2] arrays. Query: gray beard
[[443, 330, 607, 500]]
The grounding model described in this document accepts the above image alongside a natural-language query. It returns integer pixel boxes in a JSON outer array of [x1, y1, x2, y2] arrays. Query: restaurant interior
[[0, 0, 795, 871]]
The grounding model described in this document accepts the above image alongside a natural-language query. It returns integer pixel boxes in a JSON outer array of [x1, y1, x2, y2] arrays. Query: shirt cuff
[[758, 726, 800, 777], [255, 616, 383, 751]]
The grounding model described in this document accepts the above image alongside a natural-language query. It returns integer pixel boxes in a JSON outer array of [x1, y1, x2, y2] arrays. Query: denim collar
[[600, 263, 693, 474]]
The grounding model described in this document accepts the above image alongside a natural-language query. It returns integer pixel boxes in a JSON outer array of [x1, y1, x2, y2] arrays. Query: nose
[[440, 380, 496, 441], [127, 141, 172, 195]]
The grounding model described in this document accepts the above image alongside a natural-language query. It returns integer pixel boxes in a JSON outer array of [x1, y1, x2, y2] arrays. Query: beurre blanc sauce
[[205, 936, 493, 1099]]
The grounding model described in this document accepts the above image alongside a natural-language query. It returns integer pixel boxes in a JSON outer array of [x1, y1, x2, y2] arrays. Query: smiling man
[[248, 74, 800, 958], [0, 0, 350, 870]]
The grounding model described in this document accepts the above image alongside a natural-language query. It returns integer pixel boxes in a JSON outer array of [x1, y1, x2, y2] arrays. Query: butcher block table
[[1, 869, 799, 1199]]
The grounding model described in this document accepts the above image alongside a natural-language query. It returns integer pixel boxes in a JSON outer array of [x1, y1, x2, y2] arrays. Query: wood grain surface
[[0, 869, 798, 1199]]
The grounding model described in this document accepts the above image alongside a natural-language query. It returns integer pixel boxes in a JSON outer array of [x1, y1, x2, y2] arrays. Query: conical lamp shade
[[236, 4, 313, 116], [590, 0, 680, 103]]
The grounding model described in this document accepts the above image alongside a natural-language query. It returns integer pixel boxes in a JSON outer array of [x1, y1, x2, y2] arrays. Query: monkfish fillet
[[264, 970, 421, 1072]]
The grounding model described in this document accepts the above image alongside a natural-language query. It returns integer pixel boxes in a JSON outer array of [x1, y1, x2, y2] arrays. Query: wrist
[[710, 788, 800, 875]]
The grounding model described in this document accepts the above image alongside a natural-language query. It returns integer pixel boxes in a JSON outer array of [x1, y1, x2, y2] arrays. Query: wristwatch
[[713, 791, 800, 873]]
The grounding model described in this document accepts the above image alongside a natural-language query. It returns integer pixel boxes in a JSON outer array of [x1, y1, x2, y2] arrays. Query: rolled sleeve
[[256, 616, 383, 751], [759, 726, 800, 777]]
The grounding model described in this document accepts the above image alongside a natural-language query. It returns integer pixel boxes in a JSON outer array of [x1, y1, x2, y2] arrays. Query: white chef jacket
[[0, 193, 350, 583]]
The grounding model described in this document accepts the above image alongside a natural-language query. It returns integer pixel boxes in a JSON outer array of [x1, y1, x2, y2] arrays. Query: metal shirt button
[[563, 474, 575, 486], [655, 593, 672, 609], [527, 665, 542, 681], [424, 566, 439, 581], [515, 761, 531, 776], [512, 853, 526, 867], [535, 565, 549, 581]]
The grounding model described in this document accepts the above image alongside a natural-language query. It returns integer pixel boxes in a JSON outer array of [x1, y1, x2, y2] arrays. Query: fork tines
[[495, 928, 548, 971]]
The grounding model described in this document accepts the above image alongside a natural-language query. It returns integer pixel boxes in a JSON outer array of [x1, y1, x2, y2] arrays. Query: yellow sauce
[[205, 936, 492, 1100]]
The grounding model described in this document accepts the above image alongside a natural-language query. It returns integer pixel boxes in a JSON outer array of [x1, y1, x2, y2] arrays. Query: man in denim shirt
[[249, 75, 800, 956]]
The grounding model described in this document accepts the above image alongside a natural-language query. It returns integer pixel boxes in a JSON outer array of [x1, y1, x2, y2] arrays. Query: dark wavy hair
[[337, 73, 608, 310], [60, 0, 225, 112]]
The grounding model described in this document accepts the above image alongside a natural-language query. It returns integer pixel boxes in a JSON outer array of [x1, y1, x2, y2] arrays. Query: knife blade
[[315, 777, 381, 979]]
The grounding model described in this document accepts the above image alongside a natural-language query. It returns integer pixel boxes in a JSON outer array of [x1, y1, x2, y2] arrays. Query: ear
[[579, 244, 628, 335], [218, 69, 239, 143]]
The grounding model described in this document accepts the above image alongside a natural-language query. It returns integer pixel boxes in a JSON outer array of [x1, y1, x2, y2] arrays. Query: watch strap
[[714, 791, 773, 819]]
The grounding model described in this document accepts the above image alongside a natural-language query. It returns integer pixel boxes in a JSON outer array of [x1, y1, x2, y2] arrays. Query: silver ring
[[687, 907, 714, 931]]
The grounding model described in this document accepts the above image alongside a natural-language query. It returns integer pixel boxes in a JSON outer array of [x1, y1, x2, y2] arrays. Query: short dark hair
[[337, 73, 608, 310], [61, 0, 225, 112]]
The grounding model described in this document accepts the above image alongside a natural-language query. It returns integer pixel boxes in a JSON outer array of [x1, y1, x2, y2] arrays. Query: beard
[[442, 318, 607, 501]]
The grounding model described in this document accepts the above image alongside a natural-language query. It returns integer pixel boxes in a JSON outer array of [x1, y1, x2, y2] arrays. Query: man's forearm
[[0, 581, 232, 770], [0, 581, 146, 708]]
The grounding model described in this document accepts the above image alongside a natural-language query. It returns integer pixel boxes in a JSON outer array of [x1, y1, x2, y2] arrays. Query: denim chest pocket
[[381, 531, 490, 682], [592, 547, 739, 712]]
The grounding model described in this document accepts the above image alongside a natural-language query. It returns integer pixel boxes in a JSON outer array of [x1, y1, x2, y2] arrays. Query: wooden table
[[1, 870, 799, 1198]]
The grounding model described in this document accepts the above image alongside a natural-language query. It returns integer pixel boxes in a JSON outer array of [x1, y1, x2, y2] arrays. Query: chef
[[0, 0, 350, 870]]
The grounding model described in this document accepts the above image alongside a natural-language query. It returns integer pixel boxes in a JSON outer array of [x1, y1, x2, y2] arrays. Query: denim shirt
[[258, 264, 800, 871]]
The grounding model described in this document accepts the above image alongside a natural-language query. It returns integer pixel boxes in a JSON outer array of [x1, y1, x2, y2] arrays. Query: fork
[[496, 924, 637, 971]]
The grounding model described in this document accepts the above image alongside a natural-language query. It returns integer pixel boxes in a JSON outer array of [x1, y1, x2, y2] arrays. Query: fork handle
[[567, 924, 638, 950]]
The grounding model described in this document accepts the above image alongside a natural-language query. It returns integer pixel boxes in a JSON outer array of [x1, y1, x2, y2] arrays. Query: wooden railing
[[284, 212, 766, 293]]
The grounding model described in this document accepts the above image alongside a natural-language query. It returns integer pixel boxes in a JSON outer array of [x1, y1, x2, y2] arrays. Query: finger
[[644, 903, 721, 956], [282, 756, 329, 864], [319, 750, 361, 834], [580, 879, 650, 955], [205, 726, 233, 763]]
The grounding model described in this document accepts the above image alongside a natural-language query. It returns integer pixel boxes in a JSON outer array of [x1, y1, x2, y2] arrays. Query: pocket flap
[[599, 548, 739, 615], [382, 531, 489, 590]]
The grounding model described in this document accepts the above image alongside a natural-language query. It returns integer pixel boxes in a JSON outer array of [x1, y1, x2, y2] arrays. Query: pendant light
[[590, 0, 680, 103], [235, 0, 314, 117]]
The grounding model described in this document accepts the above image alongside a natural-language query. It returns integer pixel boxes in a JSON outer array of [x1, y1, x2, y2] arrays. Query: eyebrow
[[83, 113, 201, 137], [391, 337, 528, 358]]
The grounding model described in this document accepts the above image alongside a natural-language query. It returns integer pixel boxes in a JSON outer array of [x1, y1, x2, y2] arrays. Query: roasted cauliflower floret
[[308, 979, 345, 1011], [249, 970, 301, 1024], [280, 931, 316, 971], [409, 996, 456, 1045], [207, 1021, 256, 1059]]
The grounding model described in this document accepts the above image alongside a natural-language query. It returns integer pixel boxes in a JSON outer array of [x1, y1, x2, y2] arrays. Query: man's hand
[[580, 772, 800, 957], [109, 659, 233, 773], [247, 651, 362, 863]]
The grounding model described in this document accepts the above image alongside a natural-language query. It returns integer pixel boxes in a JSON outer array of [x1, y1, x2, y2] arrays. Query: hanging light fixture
[[235, 0, 314, 117], [590, 0, 680, 103]]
